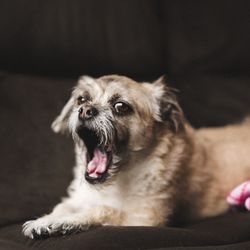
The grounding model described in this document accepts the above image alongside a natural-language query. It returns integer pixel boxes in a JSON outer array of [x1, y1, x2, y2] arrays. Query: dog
[[23, 75, 250, 239]]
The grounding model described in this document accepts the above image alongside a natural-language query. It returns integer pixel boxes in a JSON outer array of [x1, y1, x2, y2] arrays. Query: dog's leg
[[22, 199, 124, 239], [122, 203, 169, 227]]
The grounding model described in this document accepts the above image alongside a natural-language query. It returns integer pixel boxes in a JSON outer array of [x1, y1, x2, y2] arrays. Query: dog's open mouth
[[77, 127, 113, 184]]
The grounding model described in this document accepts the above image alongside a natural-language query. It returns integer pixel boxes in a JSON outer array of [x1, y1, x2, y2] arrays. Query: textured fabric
[[0, 73, 75, 227], [1, 213, 250, 250], [165, 1, 250, 78], [0, 1, 249, 78], [172, 75, 250, 128], [0, 0, 165, 78]]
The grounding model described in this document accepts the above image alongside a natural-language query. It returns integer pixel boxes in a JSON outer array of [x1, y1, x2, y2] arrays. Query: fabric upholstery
[[1, 213, 250, 250]]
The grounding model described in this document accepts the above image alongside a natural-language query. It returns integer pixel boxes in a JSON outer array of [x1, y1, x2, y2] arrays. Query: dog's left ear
[[51, 95, 74, 134], [153, 76, 184, 133]]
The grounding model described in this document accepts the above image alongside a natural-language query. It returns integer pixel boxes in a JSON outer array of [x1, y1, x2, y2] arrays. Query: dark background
[[0, 1, 250, 249]]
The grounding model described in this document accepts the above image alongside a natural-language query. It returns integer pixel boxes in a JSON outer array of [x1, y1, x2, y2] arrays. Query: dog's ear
[[51, 95, 74, 134], [153, 76, 184, 133]]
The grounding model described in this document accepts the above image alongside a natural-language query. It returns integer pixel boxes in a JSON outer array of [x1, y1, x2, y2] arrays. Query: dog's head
[[52, 75, 184, 184]]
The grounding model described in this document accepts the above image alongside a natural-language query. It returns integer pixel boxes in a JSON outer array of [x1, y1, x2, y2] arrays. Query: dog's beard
[[69, 109, 122, 184]]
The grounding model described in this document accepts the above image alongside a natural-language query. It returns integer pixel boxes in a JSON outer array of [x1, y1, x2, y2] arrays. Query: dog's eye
[[77, 96, 86, 105], [114, 102, 132, 115]]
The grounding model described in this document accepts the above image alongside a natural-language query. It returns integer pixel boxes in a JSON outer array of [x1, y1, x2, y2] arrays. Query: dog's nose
[[78, 106, 98, 120]]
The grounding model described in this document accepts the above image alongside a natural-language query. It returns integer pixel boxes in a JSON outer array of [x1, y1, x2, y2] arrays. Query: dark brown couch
[[1, 1, 250, 249]]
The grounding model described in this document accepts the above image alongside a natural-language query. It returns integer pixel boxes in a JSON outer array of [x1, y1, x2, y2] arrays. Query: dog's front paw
[[22, 216, 89, 239], [22, 217, 53, 239]]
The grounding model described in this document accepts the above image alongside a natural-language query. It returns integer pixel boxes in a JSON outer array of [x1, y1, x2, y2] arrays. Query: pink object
[[227, 180, 250, 210]]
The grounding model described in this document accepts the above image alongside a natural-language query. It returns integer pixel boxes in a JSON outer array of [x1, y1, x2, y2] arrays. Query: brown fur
[[23, 75, 250, 239]]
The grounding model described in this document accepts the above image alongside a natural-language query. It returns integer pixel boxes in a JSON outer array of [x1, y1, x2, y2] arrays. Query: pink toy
[[227, 180, 250, 210]]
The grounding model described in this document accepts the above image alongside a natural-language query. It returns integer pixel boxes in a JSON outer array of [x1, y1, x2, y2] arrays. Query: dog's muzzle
[[76, 106, 114, 184]]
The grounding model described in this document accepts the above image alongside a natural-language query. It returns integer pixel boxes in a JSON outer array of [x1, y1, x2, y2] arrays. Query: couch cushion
[[1, 1, 249, 79], [0, 72, 75, 226], [172, 74, 250, 128], [1, 213, 250, 250], [0, 0, 165, 78], [165, 1, 250, 77]]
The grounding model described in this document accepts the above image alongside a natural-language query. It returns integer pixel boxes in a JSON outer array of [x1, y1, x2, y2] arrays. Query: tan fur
[[185, 122, 250, 219], [23, 75, 250, 239]]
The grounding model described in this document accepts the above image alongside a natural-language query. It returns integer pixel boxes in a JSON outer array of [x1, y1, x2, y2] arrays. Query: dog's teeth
[[105, 144, 112, 152], [113, 155, 121, 164]]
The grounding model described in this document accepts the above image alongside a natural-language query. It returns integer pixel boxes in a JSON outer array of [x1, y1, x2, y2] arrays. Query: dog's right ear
[[51, 96, 74, 134], [152, 76, 184, 133]]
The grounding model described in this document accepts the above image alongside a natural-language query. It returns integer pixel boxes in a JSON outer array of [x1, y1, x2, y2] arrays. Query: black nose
[[78, 106, 98, 120]]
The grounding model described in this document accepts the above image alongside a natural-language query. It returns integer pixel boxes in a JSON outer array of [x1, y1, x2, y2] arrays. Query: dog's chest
[[73, 157, 171, 211], [99, 158, 169, 207]]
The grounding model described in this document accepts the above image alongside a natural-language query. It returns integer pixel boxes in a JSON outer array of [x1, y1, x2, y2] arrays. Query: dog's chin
[[76, 127, 115, 185]]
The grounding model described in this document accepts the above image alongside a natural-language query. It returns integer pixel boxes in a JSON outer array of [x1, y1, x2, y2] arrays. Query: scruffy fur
[[23, 75, 250, 239]]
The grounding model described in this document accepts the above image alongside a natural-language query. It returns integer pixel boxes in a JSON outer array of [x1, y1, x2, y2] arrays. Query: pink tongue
[[87, 148, 108, 178]]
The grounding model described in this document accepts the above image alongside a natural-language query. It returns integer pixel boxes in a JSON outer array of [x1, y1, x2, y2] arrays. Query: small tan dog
[[23, 75, 250, 239]]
